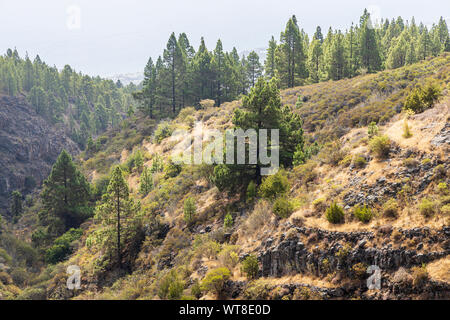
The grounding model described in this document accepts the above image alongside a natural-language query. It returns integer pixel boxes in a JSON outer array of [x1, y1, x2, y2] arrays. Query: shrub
[[325, 202, 345, 224], [218, 245, 239, 270], [10, 267, 28, 286], [368, 121, 379, 138], [402, 120, 412, 138], [241, 255, 259, 279], [164, 158, 182, 178], [200, 267, 231, 295], [183, 197, 197, 223], [154, 121, 173, 143], [258, 170, 290, 201], [223, 213, 233, 229], [272, 197, 294, 218], [404, 82, 442, 114], [45, 228, 83, 264], [167, 279, 185, 300], [383, 198, 398, 218], [199, 99, 215, 109], [403, 157, 418, 168], [353, 155, 367, 168], [353, 204, 373, 223], [411, 265, 429, 288], [246, 181, 257, 203], [150, 154, 164, 173], [419, 198, 435, 218], [369, 135, 391, 159], [437, 182, 448, 195], [433, 164, 446, 180], [0, 271, 12, 285], [158, 270, 179, 299], [351, 262, 368, 279], [190, 280, 202, 299]]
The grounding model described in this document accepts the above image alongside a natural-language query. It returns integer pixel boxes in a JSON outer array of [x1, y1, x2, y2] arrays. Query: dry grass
[[426, 256, 450, 283]]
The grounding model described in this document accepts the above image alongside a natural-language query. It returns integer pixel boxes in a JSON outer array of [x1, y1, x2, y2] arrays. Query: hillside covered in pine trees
[[0, 10, 449, 300]]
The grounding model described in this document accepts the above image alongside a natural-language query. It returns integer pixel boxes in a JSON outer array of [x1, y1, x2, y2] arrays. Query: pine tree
[[139, 167, 153, 196], [212, 39, 226, 106], [10, 190, 23, 220], [163, 33, 183, 114], [95, 166, 140, 269], [359, 13, 382, 72], [246, 51, 263, 87], [41, 150, 91, 234], [265, 36, 277, 79], [307, 39, 323, 82]]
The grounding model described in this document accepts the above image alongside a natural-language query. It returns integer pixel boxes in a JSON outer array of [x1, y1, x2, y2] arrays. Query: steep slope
[[9, 54, 450, 300], [0, 95, 79, 213]]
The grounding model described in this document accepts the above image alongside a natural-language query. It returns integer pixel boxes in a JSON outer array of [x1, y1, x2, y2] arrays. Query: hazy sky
[[1, 0, 449, 77]]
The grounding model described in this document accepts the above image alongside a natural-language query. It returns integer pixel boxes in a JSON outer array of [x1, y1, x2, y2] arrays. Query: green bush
[[404, 82, 442, 114], [383, 198, 399, 218], [353, 156, 367, 168], [259, 170, 290, 201], [368, 121, 379, 138], [154, 121, 173, 143], [224, 213, 233, 229], [246, 181, 257, 203], [200, 267, 231, 295], [241, 255, 259, 279], [45, 228, 83, 264], [353, 204, 373, 223], [419, 198, 435, 218], [325, 202, 345, 224], [183, 197, 197, 223], [272, 197, 294, 218], [191, 280, 202, 299], [369, 135, 391, 159], [437, 182, 448, 195]]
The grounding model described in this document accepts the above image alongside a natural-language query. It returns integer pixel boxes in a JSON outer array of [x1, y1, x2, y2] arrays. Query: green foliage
[[10, 190, 23, 221], [404, 82, 442, 113], [45, 228, 83, 264], [0, 50, 137, 147], [183, 197, 197, 223], [241, 255, 259, 279], [94, 166, 142, 268], [325, 202, 345, 224], [200, 267, 231, 295], [158, 269, 184, 300], [191, 280, 202, 299], [258, 170, 290, 201], [368, 121, 379, 138], [272, 197, 294, 218], [154, 121, 173, 143], [419, 198, 435, 218], [139, 167, 153, 196], [369, 135, 391, 159], [402, 119, 412, 138], [150, 154, 164, 173], [164, 158, 182, 178], [40, 150, 91, 235], [126, 149, 145, 173], [353, 204, 373, 223], [246, 181, 257, 203], [224, 213, 233, 229]]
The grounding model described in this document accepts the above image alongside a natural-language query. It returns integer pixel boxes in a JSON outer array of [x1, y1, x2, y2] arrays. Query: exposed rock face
[[0, 95, 79, 212], [259, 226, 449, 278]]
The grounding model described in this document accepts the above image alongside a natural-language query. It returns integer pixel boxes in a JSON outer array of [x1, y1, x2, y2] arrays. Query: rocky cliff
[[0, 94, 79, 213]]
